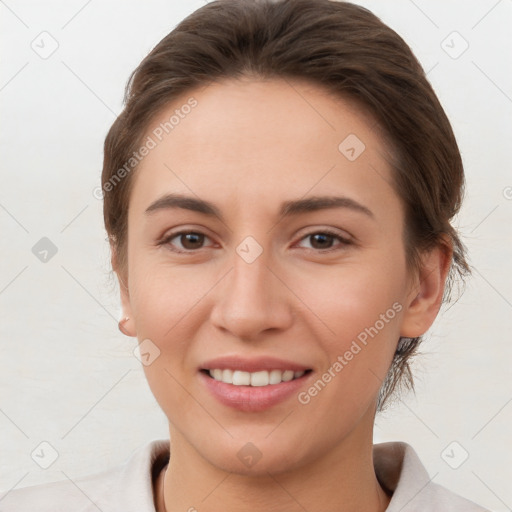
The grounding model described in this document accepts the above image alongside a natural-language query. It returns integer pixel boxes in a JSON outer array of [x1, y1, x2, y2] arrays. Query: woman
[[1, 0, 491, 510]]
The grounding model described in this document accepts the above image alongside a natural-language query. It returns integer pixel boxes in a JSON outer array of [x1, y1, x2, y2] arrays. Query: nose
[[209, 249, 294, 341]]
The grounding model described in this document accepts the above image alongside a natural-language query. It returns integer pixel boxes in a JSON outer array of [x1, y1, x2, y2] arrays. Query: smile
[[199, 367, 314, 412], [204, 368, 310, 386]]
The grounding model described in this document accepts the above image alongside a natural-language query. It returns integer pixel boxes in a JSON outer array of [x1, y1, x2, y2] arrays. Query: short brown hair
[[102, 0, 470, 411]]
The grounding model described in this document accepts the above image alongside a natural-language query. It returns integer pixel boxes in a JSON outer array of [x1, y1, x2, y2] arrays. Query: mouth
[[198, 364, 314, 412], [198, 355, 314, 411], [200, 368, 313, 387]]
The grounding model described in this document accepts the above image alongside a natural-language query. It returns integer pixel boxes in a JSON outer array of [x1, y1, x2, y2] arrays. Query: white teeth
[[269, 369, 282, 385], [282, 370, 294, 382], [222, 369, 233, 384], [208, 368, 306, 386], [232, 370, 251, 385], [250, 371, 269, 387]]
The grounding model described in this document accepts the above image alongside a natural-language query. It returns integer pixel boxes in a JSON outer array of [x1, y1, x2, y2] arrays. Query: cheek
[[128, 258, 213, 338], [295, 269, 404, 421], [299, 256, 406, 341], [296, 253, 406, 399], [127, 265, 204, 413]]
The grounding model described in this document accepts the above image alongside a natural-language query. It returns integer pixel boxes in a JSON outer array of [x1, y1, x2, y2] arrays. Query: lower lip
[[199, 370, 312, 412]]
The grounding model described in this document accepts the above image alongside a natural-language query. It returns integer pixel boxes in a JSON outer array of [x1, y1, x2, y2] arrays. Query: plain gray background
[[1, 1, 511, 510]]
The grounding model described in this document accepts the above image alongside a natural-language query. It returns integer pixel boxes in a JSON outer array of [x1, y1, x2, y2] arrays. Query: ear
[[400, 238, 453, 338], [111, 248, 137, 338]]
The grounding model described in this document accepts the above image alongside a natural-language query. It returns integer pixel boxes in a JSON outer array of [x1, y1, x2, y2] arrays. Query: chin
[[193, 433, 314, 477], [207, 448, 301, 477]]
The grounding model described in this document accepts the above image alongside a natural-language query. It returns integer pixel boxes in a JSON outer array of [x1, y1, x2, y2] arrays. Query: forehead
[[143, 77, 386, 154], [129, 77, 399, 219]]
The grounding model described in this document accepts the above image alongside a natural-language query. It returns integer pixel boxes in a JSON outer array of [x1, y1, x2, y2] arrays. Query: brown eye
[[179, 232, 205, 250], [161, 231, 212, 252], [296, 230, 352, 252], [309, 233, 336, 250]]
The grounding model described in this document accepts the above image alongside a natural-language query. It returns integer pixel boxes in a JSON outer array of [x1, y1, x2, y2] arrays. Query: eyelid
[[293, 228, 353, 252], [158, 227, 216, 252], [160, 226, 354, 254], [295, 226, 353, 242]]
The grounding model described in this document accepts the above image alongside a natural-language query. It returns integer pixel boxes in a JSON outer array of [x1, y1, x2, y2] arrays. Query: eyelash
[[159, 229, 352, 254]]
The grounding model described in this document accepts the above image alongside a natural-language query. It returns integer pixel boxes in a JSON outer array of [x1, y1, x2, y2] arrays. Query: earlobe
[[112, 250, 137, 338], [118, 316, 133, 336], [117, 276, 137, 337], [400, 240, 453, 338]]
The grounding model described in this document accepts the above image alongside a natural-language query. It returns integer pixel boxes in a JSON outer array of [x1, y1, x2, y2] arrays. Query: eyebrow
[[144, 193, 374, 221]]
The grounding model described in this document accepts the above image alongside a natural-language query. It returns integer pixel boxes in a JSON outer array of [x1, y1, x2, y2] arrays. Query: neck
[[155, 417, 391, 512]]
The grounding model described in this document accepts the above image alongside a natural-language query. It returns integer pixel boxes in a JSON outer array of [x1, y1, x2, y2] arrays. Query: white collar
[[0, 439, 489, 511]]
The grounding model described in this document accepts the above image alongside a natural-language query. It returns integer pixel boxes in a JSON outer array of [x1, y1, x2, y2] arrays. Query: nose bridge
[[210, 240, 292, 338], [232, 252, 269, 299]]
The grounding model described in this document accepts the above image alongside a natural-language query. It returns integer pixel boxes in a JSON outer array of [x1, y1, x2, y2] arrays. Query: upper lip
[[200, 356, 312, 373]]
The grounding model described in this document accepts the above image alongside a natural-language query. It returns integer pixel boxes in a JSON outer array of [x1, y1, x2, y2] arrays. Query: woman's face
[[120, 78, 431, 474]]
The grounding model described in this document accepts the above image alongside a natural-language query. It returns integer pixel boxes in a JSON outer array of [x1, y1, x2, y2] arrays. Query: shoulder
[[409, 480, 491, 511], [0, 439, 169, 512], [0, 476, 100, 512], [373, 442, 491, 512]]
